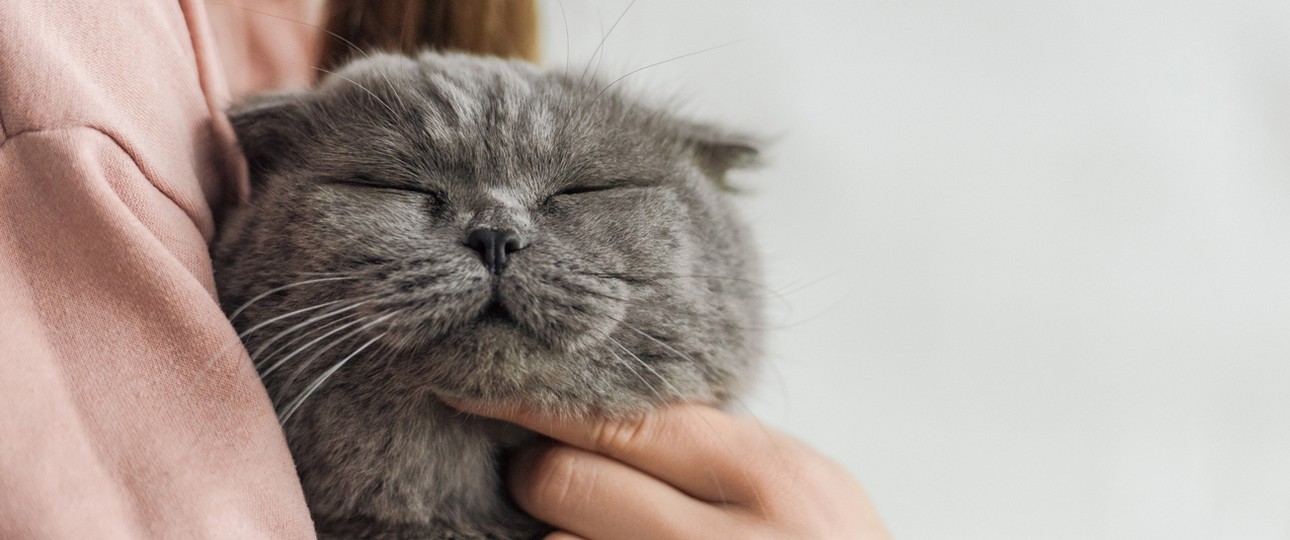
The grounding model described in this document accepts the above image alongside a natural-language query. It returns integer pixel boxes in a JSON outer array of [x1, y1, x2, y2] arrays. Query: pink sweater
[[0, 1, 326, 537]]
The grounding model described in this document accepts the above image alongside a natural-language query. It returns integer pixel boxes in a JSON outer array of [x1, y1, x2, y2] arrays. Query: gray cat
[[212, 51, 763, 539]]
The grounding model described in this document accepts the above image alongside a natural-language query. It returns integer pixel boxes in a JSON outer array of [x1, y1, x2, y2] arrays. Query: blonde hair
[[320, 0, 538, 69]]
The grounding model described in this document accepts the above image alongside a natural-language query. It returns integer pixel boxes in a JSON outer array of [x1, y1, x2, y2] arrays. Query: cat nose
[[464, 228, 528, 274]]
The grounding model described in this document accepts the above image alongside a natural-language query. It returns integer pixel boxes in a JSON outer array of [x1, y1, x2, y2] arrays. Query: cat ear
[[226, 92, 312, 180], [681, 125, 761, 190]]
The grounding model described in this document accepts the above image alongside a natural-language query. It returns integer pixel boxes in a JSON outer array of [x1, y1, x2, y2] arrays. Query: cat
[[212, 50, 763, 539]]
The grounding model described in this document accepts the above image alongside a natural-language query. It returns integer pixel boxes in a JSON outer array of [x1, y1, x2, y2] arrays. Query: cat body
[[213, 51, 762, 539]]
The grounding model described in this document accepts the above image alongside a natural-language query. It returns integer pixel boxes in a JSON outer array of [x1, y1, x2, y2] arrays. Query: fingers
[[445, 399, 790, 505], [511, 442, 744, 540], [445, 399, 893, 540]]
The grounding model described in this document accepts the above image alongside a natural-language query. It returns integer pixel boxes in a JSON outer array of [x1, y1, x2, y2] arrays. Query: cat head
[[213, 51, 763, 417]]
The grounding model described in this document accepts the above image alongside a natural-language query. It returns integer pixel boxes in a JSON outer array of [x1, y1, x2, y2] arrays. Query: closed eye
[[553, 184, 617, 197], [329, 176, 444, 200]]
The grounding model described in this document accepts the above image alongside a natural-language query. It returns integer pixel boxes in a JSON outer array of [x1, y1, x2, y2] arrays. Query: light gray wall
[[538, 2, 1290, 538]]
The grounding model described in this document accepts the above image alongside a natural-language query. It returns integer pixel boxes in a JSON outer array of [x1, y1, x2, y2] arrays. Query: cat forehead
[[324, 53, 667, 142], [293, 53, 694, 187], [332, 54, 578, 123]]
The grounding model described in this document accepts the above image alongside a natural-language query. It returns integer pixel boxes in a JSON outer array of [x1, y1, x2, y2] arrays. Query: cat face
[[213, 52, 762, 417]]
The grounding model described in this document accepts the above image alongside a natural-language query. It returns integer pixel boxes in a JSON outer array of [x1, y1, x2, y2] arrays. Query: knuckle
[[591, 414, 653, 454], [527, 446, 589, 510]]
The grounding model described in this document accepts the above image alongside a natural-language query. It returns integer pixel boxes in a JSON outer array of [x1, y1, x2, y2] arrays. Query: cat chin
[[391, 340, 670, 415], [363, 303, 712, 416], [428, 384, 667, 419], [382, 294, 622, 356]]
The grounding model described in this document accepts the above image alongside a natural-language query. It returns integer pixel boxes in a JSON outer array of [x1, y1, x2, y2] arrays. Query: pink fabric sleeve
[[0, 0, 315, 537]]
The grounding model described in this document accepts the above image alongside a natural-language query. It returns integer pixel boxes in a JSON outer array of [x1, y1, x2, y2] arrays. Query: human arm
[[0, 1, 314, 537]]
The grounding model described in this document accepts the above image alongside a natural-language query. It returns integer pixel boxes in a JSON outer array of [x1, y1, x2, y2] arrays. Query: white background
[[538, 1, 1290, 538]]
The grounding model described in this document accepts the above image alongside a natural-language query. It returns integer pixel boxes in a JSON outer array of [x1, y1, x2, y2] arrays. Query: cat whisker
[[610, 317, 778, 504], [590, 0, 637, 84], [771, 269, 844, 298], [272, 310, 403, 404], [205, 1, 375, 62], [542, 275, 633, 303], [602, 315, 762, 423], [606, 310, 791, 420], [604, 334, 684, 400], [556, 0, 571, 79], [250, 299, 373, 364], [578, 0, 637, 84], [601, 333, 737, 507], [570, 0, 637, 117], [591, 39, 747, 105], [575, 269, 796, 313], [566, 287, 632, 304], [279, 329, 393, 424], [309, 66, 400, 119], [255, 312, 364, 370], [576, 270, 767, 288], [260, 314, 369, 376], [189, 276, 366, 407], [593, 268, 845, 330], [273, 265, 393, 279], [204, 0, 412, 105], [603, 345, 666, 403], [634, 332, 724, 392], [218, 297, 363, 384], [228, 276, 361, 323], [281, 270, 364, 278], [237, 297, 355, 341], [399, 0, 416, 51], [378, 67, 408, 112]]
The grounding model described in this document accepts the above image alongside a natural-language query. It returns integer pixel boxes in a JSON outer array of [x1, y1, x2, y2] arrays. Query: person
[[0, 0, 889, 537]]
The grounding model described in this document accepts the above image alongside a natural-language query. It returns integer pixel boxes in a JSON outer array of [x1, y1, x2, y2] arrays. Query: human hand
[[446, 401, 891, 540]]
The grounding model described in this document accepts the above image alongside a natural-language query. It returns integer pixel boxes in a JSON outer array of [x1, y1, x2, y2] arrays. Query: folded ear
[[226, 92, 312, 180], [681, 124, 761, 191]]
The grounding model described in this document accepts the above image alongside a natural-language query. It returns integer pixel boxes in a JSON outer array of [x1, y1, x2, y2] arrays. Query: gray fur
[[212, 51, 763, 539]]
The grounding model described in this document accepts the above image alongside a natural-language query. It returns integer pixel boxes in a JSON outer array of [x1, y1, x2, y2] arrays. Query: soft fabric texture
[[0, 0, 323, 537]]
